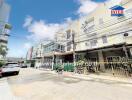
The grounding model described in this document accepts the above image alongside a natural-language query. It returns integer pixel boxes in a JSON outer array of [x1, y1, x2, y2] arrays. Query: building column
[[51, 55, 55, 70], [130, 48, 132, 57], [98, 50, 105, 72], [123, 45, 129, 59]]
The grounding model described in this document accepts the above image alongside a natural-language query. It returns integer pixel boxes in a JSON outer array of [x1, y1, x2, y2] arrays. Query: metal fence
[[53, 63, 74, 72], [105, 57, 132, 77], [52, 57, 132, 77], [74, 57, 132, 77]]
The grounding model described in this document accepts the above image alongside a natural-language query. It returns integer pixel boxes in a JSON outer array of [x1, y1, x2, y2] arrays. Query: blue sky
[[5, 0, 110, 57]]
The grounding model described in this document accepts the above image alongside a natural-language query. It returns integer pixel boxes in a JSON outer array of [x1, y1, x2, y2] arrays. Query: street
[[1, 0, 132, 100], [4, 68, 132, 100]]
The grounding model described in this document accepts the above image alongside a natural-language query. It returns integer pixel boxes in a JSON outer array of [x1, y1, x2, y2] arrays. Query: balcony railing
[[0, 39, 8, 44]]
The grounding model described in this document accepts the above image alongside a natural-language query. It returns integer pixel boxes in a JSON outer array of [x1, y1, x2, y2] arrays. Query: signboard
[[110, 5, 125, 17]]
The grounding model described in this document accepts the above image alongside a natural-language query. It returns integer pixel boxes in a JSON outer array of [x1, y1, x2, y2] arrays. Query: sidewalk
[[62, 71, 132, 86], [38, 68, 132, 85], [0, 78, 21, 100]]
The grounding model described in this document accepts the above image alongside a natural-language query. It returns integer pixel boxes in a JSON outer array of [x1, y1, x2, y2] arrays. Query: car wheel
[[15, 71, 19, 75]]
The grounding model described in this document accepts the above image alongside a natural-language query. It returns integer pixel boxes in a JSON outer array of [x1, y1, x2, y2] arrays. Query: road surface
[[6, 68, 132, 100]]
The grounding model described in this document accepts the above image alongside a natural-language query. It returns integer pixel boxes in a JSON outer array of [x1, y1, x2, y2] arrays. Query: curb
[[62, 72, 132, 86]]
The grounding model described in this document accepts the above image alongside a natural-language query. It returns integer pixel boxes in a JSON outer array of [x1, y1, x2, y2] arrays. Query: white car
[[2, 62, 20, 75]]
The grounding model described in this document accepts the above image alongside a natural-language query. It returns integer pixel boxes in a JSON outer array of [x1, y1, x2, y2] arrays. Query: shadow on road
[[2, 73, 18, 78], [7, 72, 82, 85], [7, 72, 132, 87]]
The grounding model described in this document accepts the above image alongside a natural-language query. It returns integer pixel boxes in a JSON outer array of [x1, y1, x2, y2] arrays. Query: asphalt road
[[6, 68, 132, 100]]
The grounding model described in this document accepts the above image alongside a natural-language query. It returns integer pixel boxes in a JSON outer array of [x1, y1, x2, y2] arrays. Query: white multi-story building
[[74, 0, 132, 71], [0, 0, 11, 59], [28, 0, 132, 72]]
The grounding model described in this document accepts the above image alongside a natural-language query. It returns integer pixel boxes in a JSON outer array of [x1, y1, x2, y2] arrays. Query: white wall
[[75, 0, 132, 51]]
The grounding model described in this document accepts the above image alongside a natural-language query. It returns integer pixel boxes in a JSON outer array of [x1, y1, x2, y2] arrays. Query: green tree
[[0, 45, 8, 58]]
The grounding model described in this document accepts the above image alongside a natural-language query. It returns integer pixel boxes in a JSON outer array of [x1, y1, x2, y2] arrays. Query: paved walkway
[[0, 78, 15, 100], [0, 78, 22, 100], [63, 72, 132, 86]]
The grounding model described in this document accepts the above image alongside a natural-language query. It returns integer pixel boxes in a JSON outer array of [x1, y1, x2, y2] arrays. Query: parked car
[[21, 64, 27, 68], [0, 68, 2, 78], [1, 62, 20, 76]]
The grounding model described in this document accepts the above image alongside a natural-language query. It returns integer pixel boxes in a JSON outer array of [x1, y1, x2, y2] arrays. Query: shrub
[[0, 61, 5, 67]]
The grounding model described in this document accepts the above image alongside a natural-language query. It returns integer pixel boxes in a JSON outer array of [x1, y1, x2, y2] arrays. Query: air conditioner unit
[[85, 42, 90, 46]]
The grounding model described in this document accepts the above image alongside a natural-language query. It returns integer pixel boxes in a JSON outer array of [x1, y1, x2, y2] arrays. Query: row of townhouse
[[27, 0, 132, 72], [0, 0, 11, 59]]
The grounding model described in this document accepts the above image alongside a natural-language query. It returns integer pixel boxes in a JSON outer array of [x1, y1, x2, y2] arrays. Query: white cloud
[[23, 42, 32, 49], [27, 21, 60, 41], [77, 0, 98, 16], [107, 0, 122, 7], [24, 16, 71, 42], [23, 16, 33, 27], [76, 0, 123, 16]]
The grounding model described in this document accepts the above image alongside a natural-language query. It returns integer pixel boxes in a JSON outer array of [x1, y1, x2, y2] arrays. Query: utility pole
[[52, 42, 55, 70], [72, 32, 76, 67], [123, 33, 129, 59]]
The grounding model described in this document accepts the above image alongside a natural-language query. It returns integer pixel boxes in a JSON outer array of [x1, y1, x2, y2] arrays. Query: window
[[81, 18, 94, 33], [90, 39, 97, 47], [102, 36, 108, 44], [66, 30, 71, 39], [60, 45, 64, 51], [67, 41, 72, 51], [85, 42, 89, 46], [74, 43, 77, 50]]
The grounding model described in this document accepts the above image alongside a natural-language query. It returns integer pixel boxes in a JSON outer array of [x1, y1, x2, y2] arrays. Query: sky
[[5, 0, 121, 58]]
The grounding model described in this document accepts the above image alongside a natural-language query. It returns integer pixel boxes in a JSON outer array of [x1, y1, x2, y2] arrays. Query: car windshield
[[8, 64, 19, 67], [3, 63, 19, 68]]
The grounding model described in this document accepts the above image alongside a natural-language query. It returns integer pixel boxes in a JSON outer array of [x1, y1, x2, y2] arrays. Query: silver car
[[1, 62, 20, 75]]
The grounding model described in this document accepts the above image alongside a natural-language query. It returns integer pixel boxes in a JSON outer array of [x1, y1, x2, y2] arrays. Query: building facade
[[75, 0, 132, 71], [0, 0, 11, 59], [28, 0, 132, 73]]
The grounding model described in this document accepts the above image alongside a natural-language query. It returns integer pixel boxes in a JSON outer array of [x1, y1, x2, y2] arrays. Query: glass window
[[66, 30, 71, 39], [67, 41, 72, 51], [90, 39, 97, 47], [81, 17, 94, 34]]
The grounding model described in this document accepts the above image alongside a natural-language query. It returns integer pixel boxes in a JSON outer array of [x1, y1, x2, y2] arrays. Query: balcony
[[0, 39, 8, 44], [98, 11, 132, 30]]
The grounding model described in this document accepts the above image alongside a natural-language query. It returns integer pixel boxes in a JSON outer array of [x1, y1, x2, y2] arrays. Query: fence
[[105, 57, 132, 77], [53, 63, 74, 72], [53, 57, 132, 77]]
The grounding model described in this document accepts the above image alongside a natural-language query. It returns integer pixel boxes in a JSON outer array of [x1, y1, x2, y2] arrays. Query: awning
[[43, 51, 73, 57], [75, 42, 129, 53], [55, 51, 73, 56]]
